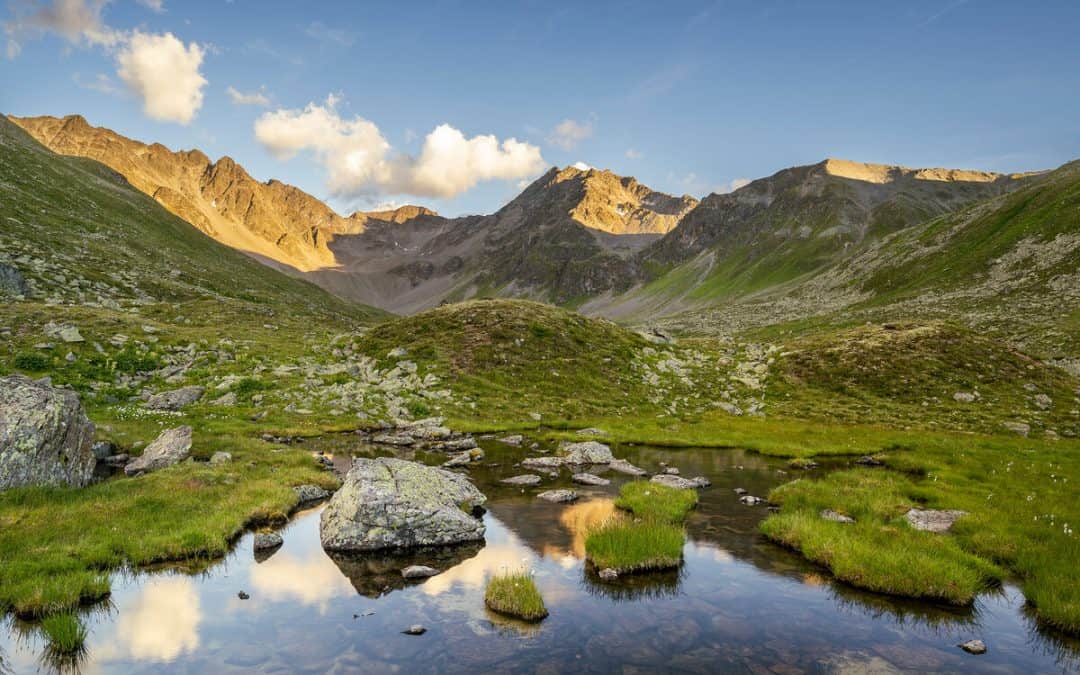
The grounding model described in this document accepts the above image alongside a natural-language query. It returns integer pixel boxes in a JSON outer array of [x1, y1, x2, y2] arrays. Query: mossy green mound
[[484, 571, 548, 621]]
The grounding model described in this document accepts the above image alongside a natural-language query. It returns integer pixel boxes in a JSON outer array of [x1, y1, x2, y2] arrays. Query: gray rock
[[537, 489, 579, 503], [58, 326, 84, 343], [91, 440, 115, 460], [733, 488, 748, 495], [402, 625, 426, 636], [575, 427, 606, 436], [293, 484, 332, 503], [651, 474, 711, 489], [559, 441, 615, 465], [254, 532, 283, 550], [144, 386, 205, 411], [572, 473, 610, 486], [1033, 394, 1053, 410], [499, 434, 524, 446], [739, 495, 766, 506], [521, 456, 564, 469], [0, 263, 29, 296], [608, 459, 647, 476], [210, 451, 232, 465], [821, 509, 855, 524], [501, 474, 542, 486], [401, 565, 440, 579], [959, 639, 986, 655], [0, 375, 96, 490], [905, 508, 967, 533], [124, 426, 192, 476], [210, 392, 238, 407], [953, 392, 978, 403], [1002, 421, 1031, 437], [320, 457, 486, 551], [664, 467, 680, 475], [598, 568, 619, 581]]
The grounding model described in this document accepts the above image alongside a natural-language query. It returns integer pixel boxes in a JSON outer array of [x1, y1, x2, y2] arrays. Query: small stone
[[402, 625, 426, 635], [500, 474, 542, 486], [238, 591, 250, 600], [253, 533, 283, 551], [821, 509, 855, 524], [1033, 394, 1053, 410], [401, 565, 440, 579], [733, 488, 748, 495], [498, 434, 524, 446], [651, 474, 711, 489], [855, 455, 883, 467], [953, 392, 978, 403], [572, 473, 610, 486], [1002, 421, 1030, 437], [959, 639, 986, 655], [739, 495, 765, 506], [209, 451, 232, 465], [537, 489, 578, 503], [664, 467, 680, 475], [58, 326, 84, 343], [905, 508, 967, 533], [521, 456, 563, 469], [608, 459, 647, 476], [293, 484, 332, 503], [598, 568, 619, 581]]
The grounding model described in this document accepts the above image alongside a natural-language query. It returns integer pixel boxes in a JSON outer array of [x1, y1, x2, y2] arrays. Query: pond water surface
[[2, 439, 1078, 674]]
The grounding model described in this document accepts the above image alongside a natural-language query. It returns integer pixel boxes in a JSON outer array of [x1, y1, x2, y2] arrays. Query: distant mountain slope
[[0, 115, 384, 323], [623, 160, 1080, 363]]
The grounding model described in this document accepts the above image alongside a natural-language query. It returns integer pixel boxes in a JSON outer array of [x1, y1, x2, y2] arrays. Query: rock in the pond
[[210, 451, 232, 465], [499, 434, 524, 446], [123, 426, 192, 476], [320, 457, 486, 552], [294, 484, 332, 503], [537, 489, 579, 503], [739, 495, 765, 506], [144, 386, 205, 411], [651, 474, 711, 489], [254, 532, 283, 551], [501, 474, 542, 486], [733, 488, 748, 495], [559, 441, 615, 465], [572, 473, 610, 486], [237, 591, 250, 600], [821, 509, 855, 524], [402, 625, 426, 636], [664, 467, 680, 475], [401, 565, 440, 579], [608, 459, 647, 476], [598, 568, 619, 581], [905, 508, 967, 533], [521, 456, 564, 469], [959, 639, 987, 655], [0, 375, 96, 490]]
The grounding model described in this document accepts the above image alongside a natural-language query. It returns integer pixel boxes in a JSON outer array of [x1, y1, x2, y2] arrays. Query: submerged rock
[[905, 508, 967, 533], [521, 456, 564, 469], [320, 457, 486, 552], [537, 489, 579, 503], [501, 474, 542, 486], [499, 434, 524, 446], [608, 459, 647, 476], [572, 473, 610, 486], [651, 474, 710, 490], [0, 375, 96, 490], [559, 441, 615, 465], [124, 426, 192, 476], [144, 386, 205, 410], [959, 639, 987, 655]]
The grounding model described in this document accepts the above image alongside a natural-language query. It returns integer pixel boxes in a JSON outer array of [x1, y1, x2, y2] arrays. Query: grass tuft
[[484, 571, 548, 621], [585, 518, 685, 574], [40, 612, 88, 654], [614, 481, 697, 523]]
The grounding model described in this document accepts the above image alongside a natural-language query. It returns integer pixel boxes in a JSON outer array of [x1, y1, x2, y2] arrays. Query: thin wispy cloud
[[303, 21, 354, 47], [547, 119, 593, 150], [226, 85, 270, 107]]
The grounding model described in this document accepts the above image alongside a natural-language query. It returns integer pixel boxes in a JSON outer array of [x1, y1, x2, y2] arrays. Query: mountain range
[[9, 114, 1077, 366]]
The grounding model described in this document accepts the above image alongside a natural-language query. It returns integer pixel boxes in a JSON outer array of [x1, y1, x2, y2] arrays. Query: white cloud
[[226, 85, 270, 107], [116, 31, 207, 124], [547, 118, 592, 150], [572, 161, 592, 171], [5, 2, 207, 125], [303, 20, 354, 47], [624, 148, 643, 160], [137, 0, 165, 12], [719, 177, 751, 193], [74, 71, 120, 94], [255, 95, 546, 199]]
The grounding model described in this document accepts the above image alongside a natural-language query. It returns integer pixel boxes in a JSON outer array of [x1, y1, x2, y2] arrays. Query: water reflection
[[250, 549, 356, 609], [96, 577, 201, 663], [327, 542, 484, 598]]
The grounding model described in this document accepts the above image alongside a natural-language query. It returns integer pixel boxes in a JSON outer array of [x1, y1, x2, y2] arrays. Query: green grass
[[484, 571, 548, 621], [585, 518, 685, 574], [40, 612, 88, 654], [614, 481, 698, 523]]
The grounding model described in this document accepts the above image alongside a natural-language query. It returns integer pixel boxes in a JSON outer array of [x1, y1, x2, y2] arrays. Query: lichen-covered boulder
[[124, 426, 192, 476], [320, 457, 487, 552], [0, 375, 96, 490], [559, 441, 615, 464], [144, 386, 205, 411]]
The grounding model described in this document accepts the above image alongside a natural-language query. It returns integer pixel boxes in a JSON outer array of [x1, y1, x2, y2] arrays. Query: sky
[[1, 0, 1079, 217]]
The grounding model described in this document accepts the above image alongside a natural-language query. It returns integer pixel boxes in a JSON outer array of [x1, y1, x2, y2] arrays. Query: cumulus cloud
[[255, 95, 546, 199], [226, 85, 270, 107], [547, 118, 592, 150], [5, 1, 206, 125], [572, 161, 592, 171], [117, 31, 206, 124]]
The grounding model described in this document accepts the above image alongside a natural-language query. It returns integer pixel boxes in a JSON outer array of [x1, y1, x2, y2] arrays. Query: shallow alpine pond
[[3, 439, 1078, 674]]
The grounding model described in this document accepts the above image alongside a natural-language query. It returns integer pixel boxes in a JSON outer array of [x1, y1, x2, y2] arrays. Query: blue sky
[[2, 0, 1078, 217]]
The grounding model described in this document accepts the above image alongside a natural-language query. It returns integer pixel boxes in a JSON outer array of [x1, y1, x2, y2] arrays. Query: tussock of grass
[[614, 482, 697, 523], [585, 518, 684, 574], [484, 572, 548, 621], [40, 613, 88, 654]]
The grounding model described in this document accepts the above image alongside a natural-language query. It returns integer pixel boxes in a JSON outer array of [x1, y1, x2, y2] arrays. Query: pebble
[[402, 625, 426, 635]]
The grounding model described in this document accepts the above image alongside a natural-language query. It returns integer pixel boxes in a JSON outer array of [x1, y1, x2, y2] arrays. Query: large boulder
[[124, 426, 192, 476], [0, 262, 29, 296], [320, 457, 487, 552], [0, 375, 96, 490], [144, 386, 205, 411], [559, 441, 615, 465]]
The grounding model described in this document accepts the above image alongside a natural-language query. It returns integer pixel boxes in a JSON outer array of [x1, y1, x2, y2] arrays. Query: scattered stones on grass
[[537, 489, 579, 503], [905, 508, 967, 533], [572, 473, 610, 486], [124, 425, 192, 476]]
